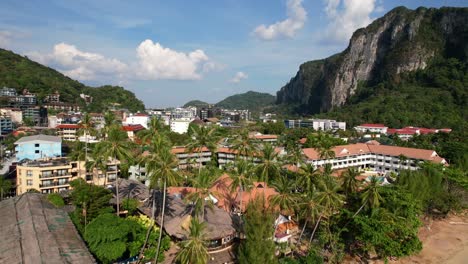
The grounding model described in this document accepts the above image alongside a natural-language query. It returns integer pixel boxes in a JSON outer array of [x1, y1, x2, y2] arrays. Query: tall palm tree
[[138, 117, 167, 144], [342, 167, 360, 197], [175, 218, 209, 264], [77, 113, 96, 162], [70, 141, 86, 173], [187, 125, 219, 173], [143, 147, 180, 264], [311, 178, 344, 242], [255, 143, 281, 185], [354, 176, 383, 216], [269, 176, 298, 216], [299, 163, 321, 193], [231, 129, 255, 160], [101, 111, 116, 139], [95, 125, 134, 216], [228, 158, 254, 213], [186, 168, 219, 221], [296, 191, 322, 245]]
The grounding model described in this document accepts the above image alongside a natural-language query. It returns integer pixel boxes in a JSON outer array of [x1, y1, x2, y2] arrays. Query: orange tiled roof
[[252, 134, 278, 140], [171, 146, 210, 154], [56, 124, 81, 129], [303, 143, 446, 164]]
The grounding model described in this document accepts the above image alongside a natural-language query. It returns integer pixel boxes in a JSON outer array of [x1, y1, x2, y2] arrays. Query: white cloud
[[323, 0, 377, 43], [229, 71, 248, 83], [27, 43, 127, 81], [0, 31, 13, 48], [135, 39, 211, 80], [253, 0, 307, 41], [27, 40, 221, 82]]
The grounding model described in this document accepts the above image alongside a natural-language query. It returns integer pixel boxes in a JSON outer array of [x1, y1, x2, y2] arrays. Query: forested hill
[[215, 91, 275, 111], [0, 48, 145, 112], [183, 100, 210, 108]]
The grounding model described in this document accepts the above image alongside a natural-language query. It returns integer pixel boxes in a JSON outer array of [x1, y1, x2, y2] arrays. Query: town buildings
[[0, 115, 13, 135], [170, 118, 192, 134], [285, 119, 346, 131], [124, 113, 150, 129], [14, 135, 62, 161]]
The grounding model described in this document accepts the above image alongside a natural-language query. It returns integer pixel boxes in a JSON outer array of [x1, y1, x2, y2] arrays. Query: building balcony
[[39, 173, 72, 179], [40, 181, 70, 188]]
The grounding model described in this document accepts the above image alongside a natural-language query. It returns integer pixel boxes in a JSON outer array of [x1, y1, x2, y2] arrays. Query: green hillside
[[215, 91, 275, 111], [0, 48, 145, 112], [317, 57, 468, 130], [183, 100, 210, 108]]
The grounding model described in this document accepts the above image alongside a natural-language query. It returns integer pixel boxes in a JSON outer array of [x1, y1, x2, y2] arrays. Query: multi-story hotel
[[16, 158, 83, 195], [16, 158, 120, 195], [56, 124, 81, 141], [171, 146, 212, 169], [303, 142, 447, 173]]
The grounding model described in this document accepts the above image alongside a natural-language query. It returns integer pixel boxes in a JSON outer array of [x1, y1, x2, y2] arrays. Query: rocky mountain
[[276, 6, 468, 114], [0, 48, 145, 112]]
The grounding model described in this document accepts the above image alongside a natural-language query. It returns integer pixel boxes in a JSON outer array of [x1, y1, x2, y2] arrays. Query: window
[[27, 180, 33, 186], [35, 143, 40, 147], [26, 170, 33, 177], [35, 150, 40, 154]]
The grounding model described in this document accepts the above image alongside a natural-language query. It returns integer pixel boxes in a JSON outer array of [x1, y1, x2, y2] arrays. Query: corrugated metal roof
[[14, 134, 62, 144]]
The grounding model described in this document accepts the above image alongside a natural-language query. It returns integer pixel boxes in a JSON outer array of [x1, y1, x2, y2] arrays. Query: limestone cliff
[[276, 6, 468, 114]]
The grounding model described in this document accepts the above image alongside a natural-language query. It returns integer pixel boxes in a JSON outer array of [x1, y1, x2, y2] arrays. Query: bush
[[47, 193, 65, 207]]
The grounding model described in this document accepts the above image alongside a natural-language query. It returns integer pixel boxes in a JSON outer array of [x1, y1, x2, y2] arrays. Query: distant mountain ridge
[[184, 91, 276, 112], [0, 48, 145, 112]]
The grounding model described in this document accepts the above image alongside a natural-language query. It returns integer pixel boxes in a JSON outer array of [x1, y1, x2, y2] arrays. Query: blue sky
[[0, 0, 466, 108]]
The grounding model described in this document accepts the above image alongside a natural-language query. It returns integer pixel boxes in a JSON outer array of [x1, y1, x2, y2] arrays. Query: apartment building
[[85, 159, 120, 186], [16, 158, 83, 194], [122, 124, 145, 141], [14, 135, 62, 161], [354, 124, 388, 134], [124, 113, 150, 129], [170, 119, 192, 134], [171, 146, 212, 169], [56, 124, 81, 141], [284, 119, 346, 131], [303, 143, 447, 173], [0, 115, 13, 135]]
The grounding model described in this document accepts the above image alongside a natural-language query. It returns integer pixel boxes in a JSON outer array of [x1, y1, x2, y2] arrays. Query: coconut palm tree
[[175, 218, 209, 264], [144, 147, 180, 264], [298, 163, 321, 193], [231, 129, 255, 160], [138, 117, 167, 144], [187, 125, 219, 173], [77, 113, 96, 162], [358, 176, 383, 212], [296, 191, 322, 245], [342, 167, 360, 197], [310, 178, 344, 242], [101, 111, 116, 139], [269, 176, 298, 216], [186, 168, 219, 221], [95, 125, 134, 216], [228, 158, 254, 213], [255, 143, 281, 185], [70, 141, 87, 178]]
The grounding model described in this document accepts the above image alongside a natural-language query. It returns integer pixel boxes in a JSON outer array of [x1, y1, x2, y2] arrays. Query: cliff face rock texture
[[276, 7, 468, 114]]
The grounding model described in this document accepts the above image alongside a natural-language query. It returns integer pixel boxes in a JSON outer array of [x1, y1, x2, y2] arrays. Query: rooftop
[[357, 123, 387, 128], [18, 157, 70, 167], [0, 193, 95, 263], [15, 134, 62, 144]]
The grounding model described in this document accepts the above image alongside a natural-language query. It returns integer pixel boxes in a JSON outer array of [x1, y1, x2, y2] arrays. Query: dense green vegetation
[[319, 58, 468, 129], [0, 48, 145, 112], [183, 100, 210, 108], [216, 91, 276, 112]]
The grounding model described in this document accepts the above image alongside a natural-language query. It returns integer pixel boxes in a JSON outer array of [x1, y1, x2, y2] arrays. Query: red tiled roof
[[122, 124, 145, 131], [359, 123, 387, 128], [56, 124, 80, 129], [303, 143, 446, 164], [134, 113, 148, 117], [252, 134, 278, 140], [299, 138, 307, 144], [171, 146, 210, 154]]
